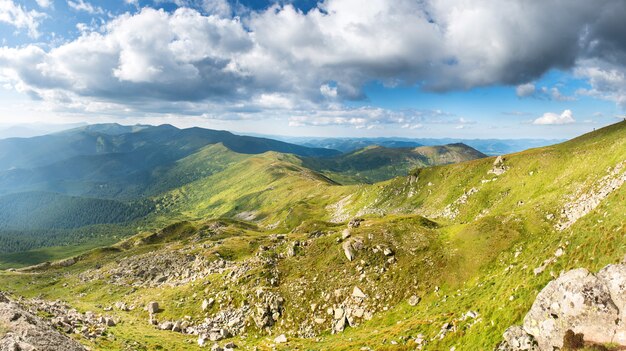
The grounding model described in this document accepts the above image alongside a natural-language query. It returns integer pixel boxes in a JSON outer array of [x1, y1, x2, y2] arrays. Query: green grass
[[0, 238, 119, 269], [0, 121, 624, 350]]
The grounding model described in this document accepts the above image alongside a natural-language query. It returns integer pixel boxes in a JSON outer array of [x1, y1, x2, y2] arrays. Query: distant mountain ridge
[[257, 135, 564, 155], [302, 143, 486, 184]]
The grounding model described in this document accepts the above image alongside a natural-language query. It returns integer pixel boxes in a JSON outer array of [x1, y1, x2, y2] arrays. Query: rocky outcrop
[[497, 261, 626, 350], [80, 249, 233, 287], [557, 160, 626, 231], [441, 187, 478, 220], [0, 293, 87, 351], [489, 156, 508, 176]]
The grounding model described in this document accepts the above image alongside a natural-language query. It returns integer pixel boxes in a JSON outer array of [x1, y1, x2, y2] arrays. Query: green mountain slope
[[0, 125, 340, 198], [302, 143, 486, 183], [0, 122, 623, 351]]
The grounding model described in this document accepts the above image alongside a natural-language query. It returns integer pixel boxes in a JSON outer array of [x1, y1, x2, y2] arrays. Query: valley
[[0, 121, 624, 350]]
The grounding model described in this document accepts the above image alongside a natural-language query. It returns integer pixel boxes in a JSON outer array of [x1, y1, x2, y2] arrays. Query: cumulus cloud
[[1, 0, 626, 124], [516, 83, 536, 97], [533, 109, 576, 125], [0, 0, 45, 38]]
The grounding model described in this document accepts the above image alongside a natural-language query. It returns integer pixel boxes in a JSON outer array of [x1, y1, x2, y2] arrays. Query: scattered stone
[[105, 317, 116, 327], [274, 334, 288, 343], [198, 335, 208, 347], [352, 287, 366, 299], [342, 241, 355, 261], [160, 321, 174, 330], [348, 218, 363, 228], [341, 229, 351, 240], [147, 301, 159, 314], [334, 316, 347, 332], [224, 341, 236, 349], [408, 295, 421, 306], [202, 299, 213, 311]]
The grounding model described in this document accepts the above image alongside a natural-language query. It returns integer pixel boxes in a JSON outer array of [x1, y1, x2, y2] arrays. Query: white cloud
[[533, 109, 575, 125], [548, 87, 575, 101], [0, 0, 45, 38], [35, 0, 52, 8], [67, 0, 103, 14], [1, 0, 626, 123], [202, 0, 231, 17], [320, 84, 338, 99], [516, 83, 535, 97], [287, 107, 458, 129]]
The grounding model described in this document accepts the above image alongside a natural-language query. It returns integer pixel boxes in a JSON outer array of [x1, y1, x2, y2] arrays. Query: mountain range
[[0, 121, 623, 351]]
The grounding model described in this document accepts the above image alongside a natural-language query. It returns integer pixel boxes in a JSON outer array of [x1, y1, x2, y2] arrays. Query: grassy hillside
[[0, 122, 623, 350], [0, 124, 340, 198], [302, 143, 486, 184]]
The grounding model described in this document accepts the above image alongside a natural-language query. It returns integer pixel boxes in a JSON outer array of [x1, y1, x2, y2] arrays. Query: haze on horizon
[[1, 0, 626, 139]]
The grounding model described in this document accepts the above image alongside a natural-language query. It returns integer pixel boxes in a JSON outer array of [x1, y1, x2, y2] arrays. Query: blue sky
[[1, 0, 625, 139]]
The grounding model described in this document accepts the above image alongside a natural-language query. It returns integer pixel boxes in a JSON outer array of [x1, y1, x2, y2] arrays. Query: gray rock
[[334, 316, 347, 332], [408, 295, 421, 306], [274, 334, 288, 343], [597, 263, 626, 344], [0, 296, 87, 351], [352, 287, 366, 299], [159, 321, 174, 331], [523, 265, 623, 350], [147, 301, 159, 314], [341, 229, 351, 240], [197, 335, 208, 347], [201, 299, 213, 311], [496, 326, 539, 351], [342, 241, 355, 261]]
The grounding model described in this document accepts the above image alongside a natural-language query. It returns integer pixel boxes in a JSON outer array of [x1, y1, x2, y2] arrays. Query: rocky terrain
[[498, 259, 626, 350], [0, 293, 87, 351], [0, 122, 624, 350]]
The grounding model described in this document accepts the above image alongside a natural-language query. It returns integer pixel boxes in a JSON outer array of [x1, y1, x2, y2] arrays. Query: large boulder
[[597, 263, 626, 344], [523, 267, 621, 349]]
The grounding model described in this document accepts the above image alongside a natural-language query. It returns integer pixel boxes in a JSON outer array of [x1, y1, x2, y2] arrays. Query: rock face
[[557, 160, 626, 231], [497, 262, 625, 350], [0, 294, 87, 351], [488, 156, 508, 176]]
